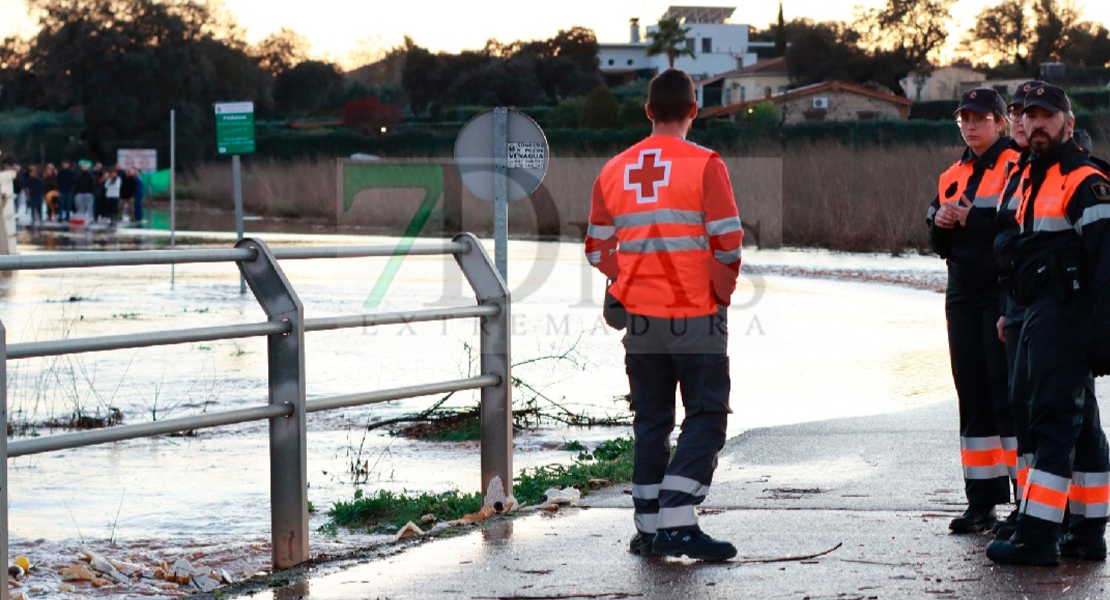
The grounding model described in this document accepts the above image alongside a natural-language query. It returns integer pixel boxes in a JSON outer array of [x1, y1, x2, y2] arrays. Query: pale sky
[[3, 0, 1110, 66]]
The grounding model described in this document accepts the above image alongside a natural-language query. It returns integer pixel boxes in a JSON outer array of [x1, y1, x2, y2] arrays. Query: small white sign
[[116, 149, 157, 173], [507, 142, 545, 169], [214, 101, 255, 115]]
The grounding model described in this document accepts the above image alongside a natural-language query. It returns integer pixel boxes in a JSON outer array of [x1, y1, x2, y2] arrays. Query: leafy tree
[[784, 19, 867, 84], [855, 0, 955, 72], [20, 0, 270, 166], [646, 18, 694, 68], [774, 2, 787, 57], [579, 86, 620, 129], [741, 101, 781, 128], [1066, 22, 1110, 67], [550, 96, 586, 128], [1030, 0, 1082, 64], [252, 27, 311, 76], [399, 29, 602, 114], [272, 60, 345, 116], [967, 0, 1034, 70], [964, 0, 1109, 70], [618, 97, 650, 129]]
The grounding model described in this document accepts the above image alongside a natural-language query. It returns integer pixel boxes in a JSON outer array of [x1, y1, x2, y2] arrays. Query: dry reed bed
[[182, 145, 962, 253]]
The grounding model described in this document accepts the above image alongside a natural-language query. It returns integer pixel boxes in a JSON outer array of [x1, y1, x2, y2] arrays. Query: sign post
[[214, 101, 255, 294], [454, 108, 548, 281]]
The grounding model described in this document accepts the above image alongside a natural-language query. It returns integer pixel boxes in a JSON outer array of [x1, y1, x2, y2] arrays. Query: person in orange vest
[[992, 80, 1045, 541], [584, 68, 743, 561], [986, 84, 1110, 566], [927, 88, 1021, 534]]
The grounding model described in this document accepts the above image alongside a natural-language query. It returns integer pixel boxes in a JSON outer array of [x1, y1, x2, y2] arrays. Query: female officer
[[926, 88, 1020, 533]]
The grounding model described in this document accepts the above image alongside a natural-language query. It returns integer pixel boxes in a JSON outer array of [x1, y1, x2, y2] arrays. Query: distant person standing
[[0, 157, 17, 253], [926, 88, 1020, 534], [119, 167, 137, 224], [74, 161, 97, 223], [130, 168, 144, 225], [24, 164, 44, 224], [43, 163, 59, 221], [585, 69, 743, 561], [103, 168, 122, 224], [56, 160, 76, 222]]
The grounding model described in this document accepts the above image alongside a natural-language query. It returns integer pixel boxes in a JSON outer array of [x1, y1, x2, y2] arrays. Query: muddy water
[[2, 228, 961, 598]]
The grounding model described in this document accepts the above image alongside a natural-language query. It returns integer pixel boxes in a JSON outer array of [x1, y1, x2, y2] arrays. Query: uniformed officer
[[987, 84, 1110, 565], [927, 88, 1020, 533], [992, 80, 1045, 541], [584, 68, 743, 561]]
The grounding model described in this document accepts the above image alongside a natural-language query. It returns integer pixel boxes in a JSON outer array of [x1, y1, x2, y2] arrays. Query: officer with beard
[[987, 84, 1110, 566]]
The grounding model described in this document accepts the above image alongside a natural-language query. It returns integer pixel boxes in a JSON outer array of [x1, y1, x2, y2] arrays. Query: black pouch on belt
[[1048, 255, 1084, 301], [603, 280, 627, 331]]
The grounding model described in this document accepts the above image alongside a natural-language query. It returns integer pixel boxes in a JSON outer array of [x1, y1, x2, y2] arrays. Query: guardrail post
[[234, 238, 309, 570], [451, 233, 513, 503], [1, 321, 9, 600]]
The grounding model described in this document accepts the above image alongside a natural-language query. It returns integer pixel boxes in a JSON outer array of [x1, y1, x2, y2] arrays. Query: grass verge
[[324, 437, 634, 533]]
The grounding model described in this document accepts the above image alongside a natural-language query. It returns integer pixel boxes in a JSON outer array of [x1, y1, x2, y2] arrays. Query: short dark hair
[[648, 69, 696, 123]]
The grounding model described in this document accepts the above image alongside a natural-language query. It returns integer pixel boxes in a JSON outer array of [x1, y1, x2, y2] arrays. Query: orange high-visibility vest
[[937, 147, 1020, 210], [595, 136, 730, 318], [1015, 163, 1104, 233]]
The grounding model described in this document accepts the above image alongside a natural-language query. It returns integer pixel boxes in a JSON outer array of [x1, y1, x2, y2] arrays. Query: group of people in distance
[[0, 156, 144, 227], [929, 82, 1110, 566]]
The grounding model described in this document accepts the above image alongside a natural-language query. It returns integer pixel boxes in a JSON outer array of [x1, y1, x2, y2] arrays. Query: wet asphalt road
[[223, 400, 1110, 600]]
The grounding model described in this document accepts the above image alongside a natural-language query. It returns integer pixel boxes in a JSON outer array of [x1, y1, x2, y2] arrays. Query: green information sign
[[214, 101, 255, 155]]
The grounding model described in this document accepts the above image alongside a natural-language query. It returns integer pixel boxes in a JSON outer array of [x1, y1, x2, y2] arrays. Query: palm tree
[[646, 18, 694, 68]]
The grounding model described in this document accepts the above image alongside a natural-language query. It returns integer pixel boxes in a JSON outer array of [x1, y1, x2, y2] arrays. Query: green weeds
[[514, 437, 634, 506], [324, 437, 635, 533], [326, 489, 482, 533]]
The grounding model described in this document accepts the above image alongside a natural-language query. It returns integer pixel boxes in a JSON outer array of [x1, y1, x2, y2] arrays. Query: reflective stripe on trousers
[[961, 435, 1010, 480], [1070, 471, 1110, 519], [1021, 469, 1070, 523]]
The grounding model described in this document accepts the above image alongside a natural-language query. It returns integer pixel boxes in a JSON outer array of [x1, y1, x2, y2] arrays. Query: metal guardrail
[[0, 233, 512, 597]]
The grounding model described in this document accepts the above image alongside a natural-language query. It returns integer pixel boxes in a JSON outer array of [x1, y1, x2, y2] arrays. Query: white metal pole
[[170, 109, 176, 288], [492, 107, 508, 281]]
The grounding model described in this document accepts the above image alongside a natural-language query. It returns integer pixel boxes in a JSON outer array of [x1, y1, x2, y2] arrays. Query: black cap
[[955, 87, 1007, 116], [1023, 84, 1071, 113], [1008, 80, 1046, 110]]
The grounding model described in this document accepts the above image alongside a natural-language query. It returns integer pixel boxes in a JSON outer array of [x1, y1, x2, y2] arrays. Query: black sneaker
[[1059, 534, 1107, 561], [652, 527, 737, 561], [629, 531, 654, 556], [986, 537, 1060, 566], [950, 505, 997, 533], [993, 509, 1020, 540]]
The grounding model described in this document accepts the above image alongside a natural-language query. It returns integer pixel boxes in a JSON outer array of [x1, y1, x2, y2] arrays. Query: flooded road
[[2, 228, 963, 598]]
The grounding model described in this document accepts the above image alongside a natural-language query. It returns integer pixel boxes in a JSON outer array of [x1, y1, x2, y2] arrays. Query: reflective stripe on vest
[[1022, 469, 1070, 523], [1016, 164, 1104, 234], [937, 148, 1019, 210], [600, 136, 719, 317]]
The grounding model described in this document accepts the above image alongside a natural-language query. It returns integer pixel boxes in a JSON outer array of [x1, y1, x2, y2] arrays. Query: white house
[[598, 6, 758, 84]]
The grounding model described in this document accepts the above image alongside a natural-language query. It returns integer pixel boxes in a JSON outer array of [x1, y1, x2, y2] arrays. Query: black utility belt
[[1012, 255, 1084, 304]]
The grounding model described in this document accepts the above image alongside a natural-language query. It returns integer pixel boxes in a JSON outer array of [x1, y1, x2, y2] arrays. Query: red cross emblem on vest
[[624, 149, 671, 204]]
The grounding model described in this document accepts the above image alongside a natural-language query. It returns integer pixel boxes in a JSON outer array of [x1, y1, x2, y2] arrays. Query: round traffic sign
[[454, 108, 549, 203]]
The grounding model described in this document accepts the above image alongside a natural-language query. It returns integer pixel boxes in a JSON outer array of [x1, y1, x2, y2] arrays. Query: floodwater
[[1, 227, 963, 599]]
